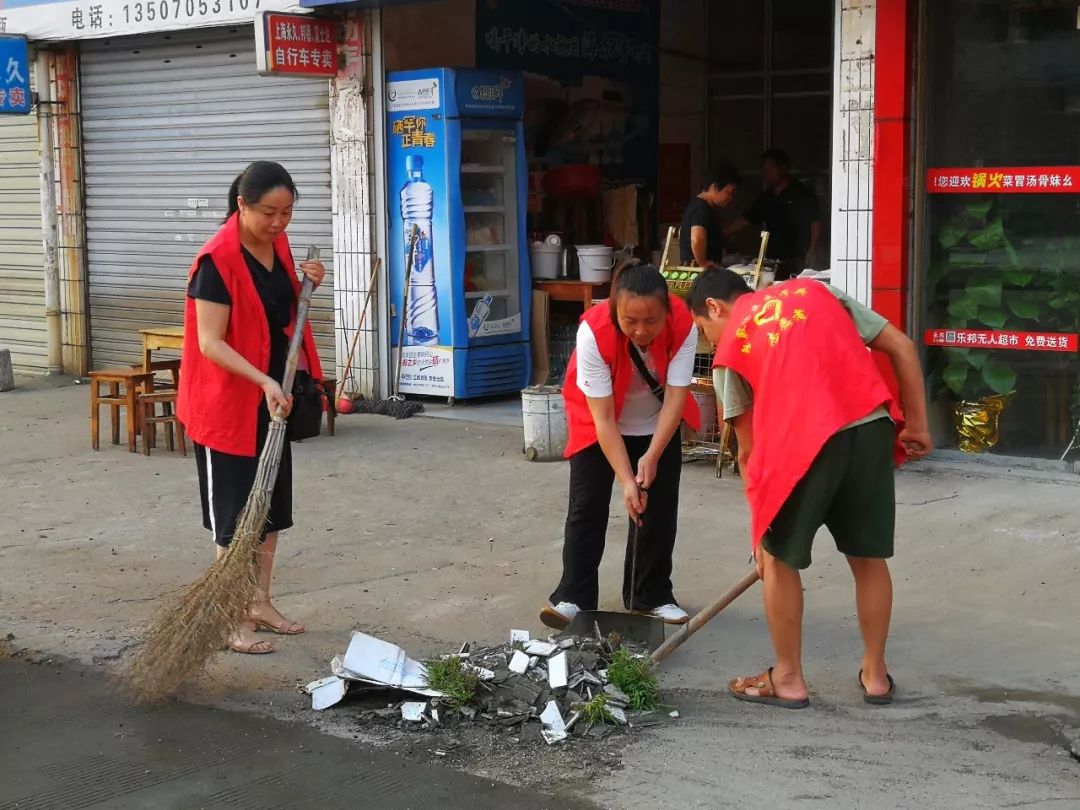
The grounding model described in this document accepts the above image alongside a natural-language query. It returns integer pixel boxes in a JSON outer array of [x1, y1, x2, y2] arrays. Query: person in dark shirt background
[[678, 166, 741, 267], [726, 149, 822, 280]]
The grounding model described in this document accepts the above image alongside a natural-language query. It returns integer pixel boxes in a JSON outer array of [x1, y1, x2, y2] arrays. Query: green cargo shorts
[[762, 418, 895, 570]]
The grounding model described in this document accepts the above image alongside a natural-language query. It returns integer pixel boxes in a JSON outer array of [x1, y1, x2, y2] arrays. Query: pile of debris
[[305, 628, 677, 744]]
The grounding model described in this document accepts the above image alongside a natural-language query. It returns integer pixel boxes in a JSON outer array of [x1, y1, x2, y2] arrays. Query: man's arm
[[689, 225, 715, 268], [733, 410, 754, 486], [869, 325, 933, 458]]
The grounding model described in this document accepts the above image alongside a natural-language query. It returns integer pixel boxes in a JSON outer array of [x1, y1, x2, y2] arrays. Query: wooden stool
[[89, 369, 155, 452], [140, 391, 187, 457], [322, 377, 337, 437], [134, 358, 181, 392]]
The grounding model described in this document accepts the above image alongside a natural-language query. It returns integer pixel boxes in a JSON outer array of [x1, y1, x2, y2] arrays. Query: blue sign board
[[0, 36, 32, 115]]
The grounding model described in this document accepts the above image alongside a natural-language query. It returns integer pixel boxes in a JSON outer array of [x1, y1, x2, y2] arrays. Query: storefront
[[915, 0, 1080, 460], [0, 66, 47, 374], [78, 25, 335, 368], [353, 0, 841, 396], [2, 1, 338, 372]]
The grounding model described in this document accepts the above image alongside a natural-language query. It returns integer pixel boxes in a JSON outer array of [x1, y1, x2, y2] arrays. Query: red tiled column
[[871, 0, 916, 330]]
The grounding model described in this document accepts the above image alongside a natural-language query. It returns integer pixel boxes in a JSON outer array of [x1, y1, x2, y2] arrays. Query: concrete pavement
[[1, 380, 1078, 807], [0, 657, 596, 809]]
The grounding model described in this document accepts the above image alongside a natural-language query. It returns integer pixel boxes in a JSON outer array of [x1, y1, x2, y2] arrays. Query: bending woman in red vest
[[540, 264, 701, 630], [177, 161, 325, 655]]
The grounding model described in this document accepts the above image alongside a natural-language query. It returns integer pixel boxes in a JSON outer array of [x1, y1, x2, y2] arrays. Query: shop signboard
[[0, 35, 31, 115], [255, 11, 337, 77], [927, 166, 1080, 194], [0, 0, 307, 41], [924, 329, 1078, 353]]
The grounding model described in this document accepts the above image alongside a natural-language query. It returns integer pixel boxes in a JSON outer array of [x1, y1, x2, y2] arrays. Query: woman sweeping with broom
[[176, 160, 325, 655]]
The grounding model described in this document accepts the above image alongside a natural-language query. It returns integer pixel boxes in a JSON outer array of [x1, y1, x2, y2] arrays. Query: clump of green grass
[[579, 693, 615, 725], [606, 648, 660, 711], [424, 656, 479, 712]]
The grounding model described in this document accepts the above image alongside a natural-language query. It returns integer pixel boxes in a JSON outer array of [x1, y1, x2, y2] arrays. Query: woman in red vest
[[540, 264, 701, 630], [177, 161, 325, 655]]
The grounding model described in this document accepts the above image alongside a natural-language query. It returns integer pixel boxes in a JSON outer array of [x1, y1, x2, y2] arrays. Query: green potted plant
[[928, 200, 1080, 452]]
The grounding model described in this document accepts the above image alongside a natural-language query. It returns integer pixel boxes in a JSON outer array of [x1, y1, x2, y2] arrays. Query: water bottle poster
[[386, 74, 455, 395]]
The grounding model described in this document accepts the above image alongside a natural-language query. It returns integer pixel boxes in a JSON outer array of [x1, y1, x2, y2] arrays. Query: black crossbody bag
[[286, 370, 324, 442]]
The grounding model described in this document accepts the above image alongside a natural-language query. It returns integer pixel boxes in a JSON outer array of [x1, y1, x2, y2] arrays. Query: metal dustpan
[[562, 610, 666, 651]]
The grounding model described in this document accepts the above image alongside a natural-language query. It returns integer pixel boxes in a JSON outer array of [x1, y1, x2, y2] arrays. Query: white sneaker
[[647, 603, 689, 624], [540, 601, 580, 630]]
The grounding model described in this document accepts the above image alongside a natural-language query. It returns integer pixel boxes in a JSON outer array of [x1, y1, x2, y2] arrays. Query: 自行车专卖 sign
[[255, 12, 337, 77]]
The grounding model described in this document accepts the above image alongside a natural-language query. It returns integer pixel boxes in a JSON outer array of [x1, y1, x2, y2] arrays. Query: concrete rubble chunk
[[524, 640, 558, 657], [540, 700, 567, 744], [508, 650, 530, 674], [603, 684, 630, 707], [509, 630, 531, 644], [401, 702, 427, 722], [608, 706, 628, 726], [548, 652, 569, 689]]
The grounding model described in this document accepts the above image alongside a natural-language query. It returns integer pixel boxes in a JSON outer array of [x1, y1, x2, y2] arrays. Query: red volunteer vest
[[713, 280, 903, 547], [176, 214, 323, 457], [563, 294, 701, 458]]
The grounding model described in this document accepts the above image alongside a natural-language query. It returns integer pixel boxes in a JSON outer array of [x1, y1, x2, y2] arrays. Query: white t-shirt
[[575, 320, 698, 436]]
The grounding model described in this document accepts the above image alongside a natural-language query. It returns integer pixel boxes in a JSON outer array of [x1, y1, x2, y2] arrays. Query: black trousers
[[549, 433, 682, 611]]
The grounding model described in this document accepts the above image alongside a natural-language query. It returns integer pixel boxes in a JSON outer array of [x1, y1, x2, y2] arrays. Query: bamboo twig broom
[[126, 262, 318, 702]]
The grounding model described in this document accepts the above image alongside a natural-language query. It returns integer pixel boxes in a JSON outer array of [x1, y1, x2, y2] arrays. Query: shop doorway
[[706, 0, 834, 265]]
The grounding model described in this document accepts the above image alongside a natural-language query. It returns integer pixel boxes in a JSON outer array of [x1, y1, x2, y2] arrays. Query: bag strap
[[628, 342, 665, 403]]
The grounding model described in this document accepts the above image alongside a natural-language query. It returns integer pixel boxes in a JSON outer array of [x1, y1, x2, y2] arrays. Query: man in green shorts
[[687, 268, 932, 708]]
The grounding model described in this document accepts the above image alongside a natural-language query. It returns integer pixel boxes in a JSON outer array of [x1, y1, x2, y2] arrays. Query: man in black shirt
[[727, 149, 822, 280], [678, 166, 741, 267]]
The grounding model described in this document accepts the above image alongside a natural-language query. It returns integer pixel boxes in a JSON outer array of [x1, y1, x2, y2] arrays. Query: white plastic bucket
[[575, 245, 615, 282], [521, 385, 567, 461], [529, 242, 561, 280]]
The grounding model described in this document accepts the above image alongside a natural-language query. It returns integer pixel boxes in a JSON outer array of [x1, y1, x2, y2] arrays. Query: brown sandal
[[225, 637, 274, 655], [729, 667, 809, 709], [252, 618, 305, 636]]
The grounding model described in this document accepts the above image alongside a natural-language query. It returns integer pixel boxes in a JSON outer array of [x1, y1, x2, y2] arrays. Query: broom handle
[[276, 247, 319, 420], [335, 259, 381, 402], [649, 570, 760, 669], [393, 227, 419, 397]]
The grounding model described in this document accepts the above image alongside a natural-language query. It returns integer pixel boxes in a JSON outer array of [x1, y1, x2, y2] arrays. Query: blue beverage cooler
[[385, 68, 532, 400]]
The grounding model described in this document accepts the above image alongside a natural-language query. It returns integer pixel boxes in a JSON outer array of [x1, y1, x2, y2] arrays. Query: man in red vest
[[687, 268, 932, 708]]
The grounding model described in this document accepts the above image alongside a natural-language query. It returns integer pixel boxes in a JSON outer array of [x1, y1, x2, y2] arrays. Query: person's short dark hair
[[686, 268, 752, 316], [761, 148, 790, 169], [702, 165, 741, 192], [609, 262, 669, 327]]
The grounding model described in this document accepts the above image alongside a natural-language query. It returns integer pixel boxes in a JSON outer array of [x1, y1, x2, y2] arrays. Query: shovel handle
[[649, 570, 760, 669]]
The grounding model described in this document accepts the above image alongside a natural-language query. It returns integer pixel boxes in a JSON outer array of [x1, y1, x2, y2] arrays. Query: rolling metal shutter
[[0, 106, 47, 374], [79, 26, 334, 369]]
